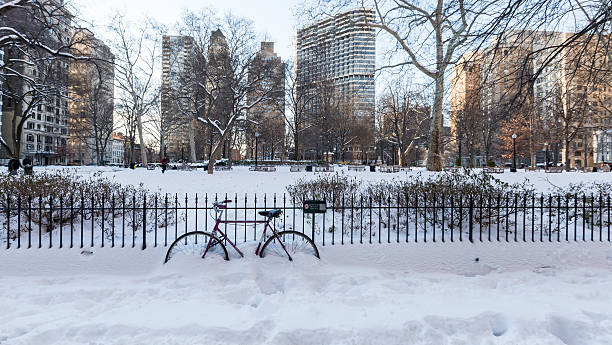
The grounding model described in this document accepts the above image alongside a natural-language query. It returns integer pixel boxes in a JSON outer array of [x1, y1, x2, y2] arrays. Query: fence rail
[[2, 192, 611, 249]]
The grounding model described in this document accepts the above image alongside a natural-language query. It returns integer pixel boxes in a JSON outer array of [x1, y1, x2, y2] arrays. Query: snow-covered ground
[[4, 166, 612, 344], [39, 165, 612, 196], [2, 243, 612, 344]]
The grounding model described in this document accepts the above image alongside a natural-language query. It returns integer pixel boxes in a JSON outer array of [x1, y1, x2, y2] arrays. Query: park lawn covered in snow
[[2, 243, 612, 344], [38, 165, 612, 196], [4, 166, 612, 344]]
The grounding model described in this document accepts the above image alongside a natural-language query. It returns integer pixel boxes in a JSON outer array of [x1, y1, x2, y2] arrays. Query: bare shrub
[[0, 170, 181, 240]]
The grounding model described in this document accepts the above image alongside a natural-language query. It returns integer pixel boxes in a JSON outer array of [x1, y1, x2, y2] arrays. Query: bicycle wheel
[[164, 231, 229, 263], [259, 231, 320, 260]]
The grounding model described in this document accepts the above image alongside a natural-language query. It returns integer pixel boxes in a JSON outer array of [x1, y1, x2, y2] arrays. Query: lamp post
[[181, 139, 185, 166], [544, 142, 549, 170], [511, 133, 517, 172], [255, 131, 260, 167]]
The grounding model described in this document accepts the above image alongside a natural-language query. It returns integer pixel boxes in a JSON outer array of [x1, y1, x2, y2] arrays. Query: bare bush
[[0, 170, 181, 240]]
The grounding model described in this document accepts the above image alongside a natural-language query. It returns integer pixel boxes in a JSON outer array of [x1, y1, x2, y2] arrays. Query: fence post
[[59, 196, 62, 249], [70, 195, 74, 248], [49, 195, 53, 249], [100, 195, 104, 248], [142, 194, 147, 250], [6, 195, 10, 249], [28, 196, 32, 249], [17, 197, 21, 249], [322, 197, 326, 246], [469, 195, 474, 243]]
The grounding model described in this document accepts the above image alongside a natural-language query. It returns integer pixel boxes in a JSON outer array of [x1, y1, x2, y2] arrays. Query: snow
[[2, 243, 612, 344], [4, 166, 612, 344], [36, 165, 612, 196]]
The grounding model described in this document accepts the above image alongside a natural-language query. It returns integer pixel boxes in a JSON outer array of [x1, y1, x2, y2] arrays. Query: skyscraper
[[296, 9, 375, 119], [161, 35, 196, 161], [68, 28, 115, 165], [296, 9, 376, 160]]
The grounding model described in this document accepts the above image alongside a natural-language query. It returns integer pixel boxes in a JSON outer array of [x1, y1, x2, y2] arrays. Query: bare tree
[[109, 15, 160, 167], [379, 82, 430, 167], [177, 13, 278, 174], [0, 0, 90, 159], [277, 59, 314, 162], [301, 0, 500, 170]]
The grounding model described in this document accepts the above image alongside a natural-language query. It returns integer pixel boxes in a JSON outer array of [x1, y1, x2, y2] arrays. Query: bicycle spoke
[[165, 232, 228, 262], [260, 231, 319, 260]]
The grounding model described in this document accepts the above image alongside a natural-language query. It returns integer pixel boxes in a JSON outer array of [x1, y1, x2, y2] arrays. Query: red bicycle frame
[[202, 201, 294, 260]]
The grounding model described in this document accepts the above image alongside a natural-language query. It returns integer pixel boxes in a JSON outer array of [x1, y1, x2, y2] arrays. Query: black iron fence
[[2, 192, 611, 249]]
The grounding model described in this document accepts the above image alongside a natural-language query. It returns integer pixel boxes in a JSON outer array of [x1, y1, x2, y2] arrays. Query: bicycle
[[164, 200, 320, 263]]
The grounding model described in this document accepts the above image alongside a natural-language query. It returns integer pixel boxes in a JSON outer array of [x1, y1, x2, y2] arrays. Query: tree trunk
[[398, 145, 406, 167], [189, 118, 197, 162], [137, 112, 147, 167], [426, 73, 444, 171], [130, 138, 135, 165], [294, 131, 300, 162], [564, 140, 571, 171], [529, 133, 535, 168], [160, 135, 165, 161], [207, 129, 233, 174]]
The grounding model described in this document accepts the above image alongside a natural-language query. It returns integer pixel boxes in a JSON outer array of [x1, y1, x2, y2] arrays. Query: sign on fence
[[303, 200, 327, 214]]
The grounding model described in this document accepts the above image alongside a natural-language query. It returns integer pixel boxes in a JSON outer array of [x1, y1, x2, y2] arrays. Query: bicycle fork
[[254, 222, 268, 256]]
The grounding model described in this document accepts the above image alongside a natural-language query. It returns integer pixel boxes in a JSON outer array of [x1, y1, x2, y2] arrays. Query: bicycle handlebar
[[213, 200, 233, 209]]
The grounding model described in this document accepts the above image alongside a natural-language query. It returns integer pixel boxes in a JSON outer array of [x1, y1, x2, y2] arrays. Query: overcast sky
[[75, 0, 302, 62]]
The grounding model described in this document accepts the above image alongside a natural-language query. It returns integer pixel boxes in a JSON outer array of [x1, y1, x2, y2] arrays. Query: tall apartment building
[[68, 28, 115, 165], [161, 35, 196, 161], [451, 30, 612, 169], [1, 2, 72, 165], [297, 9, 375, 118], [296, 9, 376, 160], [450, 50, 482, 166], [247, 42, 286, 160]]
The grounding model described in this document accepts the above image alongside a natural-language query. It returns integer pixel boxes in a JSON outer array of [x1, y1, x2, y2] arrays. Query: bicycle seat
[[259, 209, 282, 218]]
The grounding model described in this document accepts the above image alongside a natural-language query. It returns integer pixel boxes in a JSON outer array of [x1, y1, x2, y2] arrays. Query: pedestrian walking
[[161, 156, 168, 174], [22, 157, 33, 175], [8, 158, 21, 176]]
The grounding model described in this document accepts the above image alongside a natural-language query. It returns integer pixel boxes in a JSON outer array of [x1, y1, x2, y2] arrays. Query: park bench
[[290, 165, 306, 172], [443, 166, 458, 172], [214, 166, 233, 171], [379, 165, 401, 173], [545, 166, 563, 173], [600, 165, 611, 172], [146, 163, 156, 170], [347, 165, 366, 172], [314, 165, 334, 172], [524, 167, 543, 172], [249, 165, 276, 172], [483, 167, 505, 174]]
